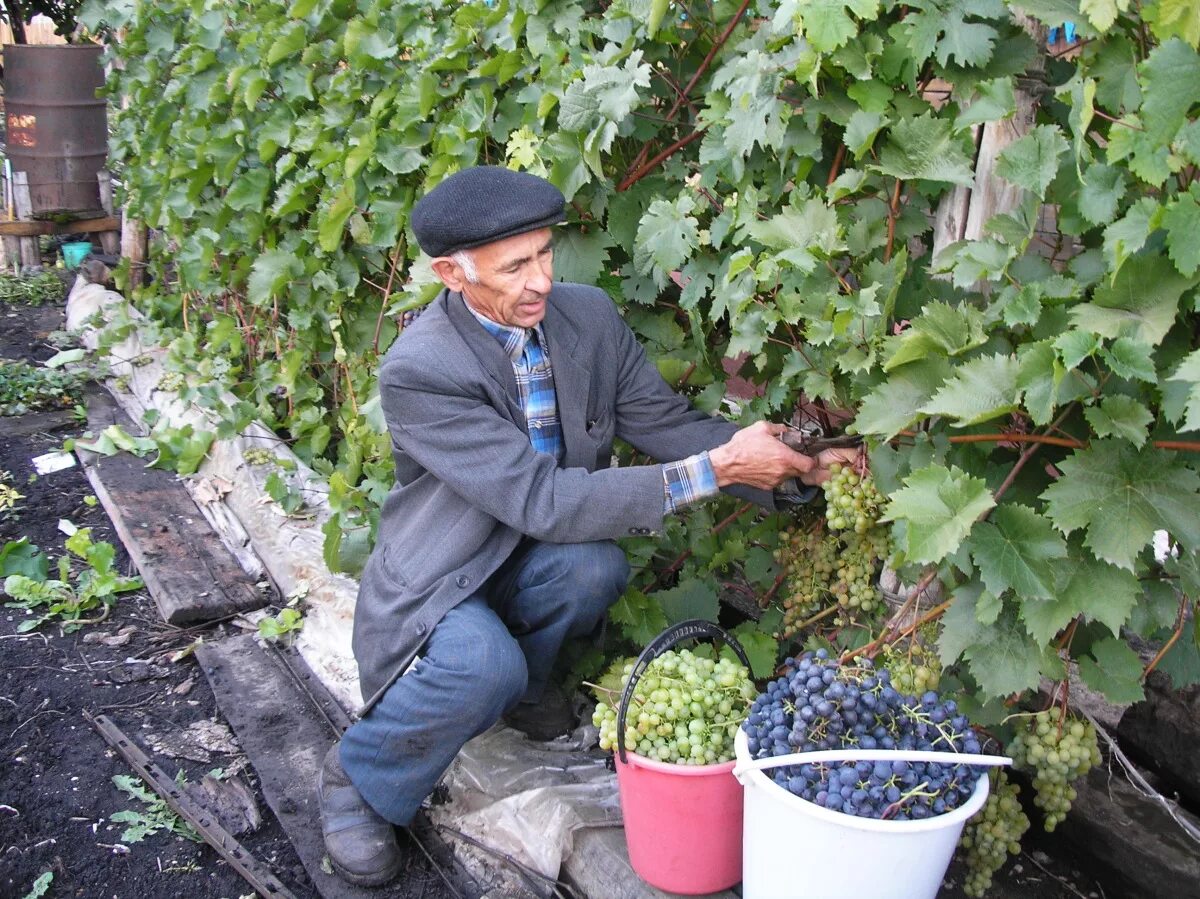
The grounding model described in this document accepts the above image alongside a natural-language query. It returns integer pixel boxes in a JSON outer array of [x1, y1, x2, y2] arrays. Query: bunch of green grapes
[[592, 649, 757, 765], [879, 639, 942, 696], [776, 525, 839, 633], [959, 770, 1031, 897], [828, 529, 891, 622], [156, 371, 185, 392], [823, 462, 884, 534], [243, 447, 277, 466], [1008, 707, 1101, 831]]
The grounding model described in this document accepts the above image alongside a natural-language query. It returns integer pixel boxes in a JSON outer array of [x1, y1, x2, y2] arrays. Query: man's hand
[[797, 447, 862, 487], [708, 422, 817, 490]]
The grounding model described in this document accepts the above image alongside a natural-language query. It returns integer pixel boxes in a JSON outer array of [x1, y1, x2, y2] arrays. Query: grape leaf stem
[[1142, 595, 1191, 680]]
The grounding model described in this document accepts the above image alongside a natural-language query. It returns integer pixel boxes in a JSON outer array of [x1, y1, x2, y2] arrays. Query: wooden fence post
[[97, 170, 121, 255], [12, 172, 41, 269]]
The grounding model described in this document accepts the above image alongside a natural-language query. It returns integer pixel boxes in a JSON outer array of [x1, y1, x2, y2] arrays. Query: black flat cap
[[411, 166, 566, 257]]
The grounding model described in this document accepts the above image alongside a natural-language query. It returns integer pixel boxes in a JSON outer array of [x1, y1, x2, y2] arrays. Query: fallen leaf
[[173, 677, 195, 696]]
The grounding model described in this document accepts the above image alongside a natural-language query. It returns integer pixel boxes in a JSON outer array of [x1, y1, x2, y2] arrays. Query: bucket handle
[[732, 748, 1012, 785], [616, 619, 751, 764]]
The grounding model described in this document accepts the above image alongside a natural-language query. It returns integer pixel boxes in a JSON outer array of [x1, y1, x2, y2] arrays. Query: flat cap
[[411, 166, 566, 257]]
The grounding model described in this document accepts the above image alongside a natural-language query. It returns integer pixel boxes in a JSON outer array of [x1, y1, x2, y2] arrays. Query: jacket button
[[456, 574, 470, 588], [415, 622, 427, 635]]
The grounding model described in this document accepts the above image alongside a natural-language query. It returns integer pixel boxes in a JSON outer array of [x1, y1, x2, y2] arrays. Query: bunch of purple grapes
[[743, 650, 983, 820]]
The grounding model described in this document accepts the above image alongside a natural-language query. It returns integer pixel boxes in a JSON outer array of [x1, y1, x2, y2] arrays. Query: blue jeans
[[339, 539, 629, 824]]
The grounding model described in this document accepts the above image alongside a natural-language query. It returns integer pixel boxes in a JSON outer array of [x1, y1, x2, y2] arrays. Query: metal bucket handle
[[616, 619, 751, 764]]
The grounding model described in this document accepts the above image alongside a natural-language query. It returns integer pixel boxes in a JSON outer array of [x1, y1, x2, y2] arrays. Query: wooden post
[[12, 172, 41, 269], [96, 170, 120, 255], [120, 207, 148, 285]]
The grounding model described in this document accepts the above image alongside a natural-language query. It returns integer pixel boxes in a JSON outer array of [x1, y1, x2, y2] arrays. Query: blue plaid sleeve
[[663, 451, 720, 515]]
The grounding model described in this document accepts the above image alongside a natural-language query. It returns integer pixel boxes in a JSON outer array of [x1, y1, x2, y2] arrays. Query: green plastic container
[[61, 241, 92, 269]]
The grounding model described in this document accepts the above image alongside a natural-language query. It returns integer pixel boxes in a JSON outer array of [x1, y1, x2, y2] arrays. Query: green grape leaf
[[955, 77, 1016, 129], [938, 582, 988, 665], [225, 169, 271, 213], [1100, 337, 1158, 383], [885, 302, 988, 371], [712, 51, 787, 158], [728, 621, 780, 679], [634, 194, 699, 287], [968, 504, 1066, 600], [919, 353, 1020, 426], [655, 578, 719, 625], [1080, 0, 1129, 31], [883, 464, 995, 564], [344, 17, 398, 62], [553, 227, 612, 286], [874, 114, 975, 186], [853, 357, 952, 440], [1162, 186, 1200, 277], [1166, 348, 1200, 431], [793, 0, 882, 53], [1102, 197, 1162, 276], [1017, 339, 1064, 426], [1077, 164, 1127, 226], [748, 197, 845, 262], [1084, 394, 1153, 445], [559, 54, 652, 134], [1139, 38, 1200, 145], [1158, 619, 1200, 689], [902, 0, 1005, 68], [1069, 254, 1196, 347], [964, 607, 1046, 698], [1078, 637, 1145, 703], [995, 125, 1069, 199], [318, 182, 357, 253], [1020, 556, 1140, 644], [266, 23, 306, 65], [609, 589, 669, 647], [247, 250, 303, 305], [845, 110, 889, 159], [1040, 441, 1200, 570], [1146, 0, 1200, 46]]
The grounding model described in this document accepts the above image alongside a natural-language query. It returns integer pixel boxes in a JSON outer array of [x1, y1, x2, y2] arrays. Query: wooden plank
[[77, 387, 268, 625], [0, 215, 122, 237], [12, 172, 41, 267], [196, 636, 429, 899]]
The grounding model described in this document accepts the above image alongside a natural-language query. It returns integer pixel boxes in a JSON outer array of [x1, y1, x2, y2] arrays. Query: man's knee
[[577, 540, 631, 604], [462, 633, 529, 715]]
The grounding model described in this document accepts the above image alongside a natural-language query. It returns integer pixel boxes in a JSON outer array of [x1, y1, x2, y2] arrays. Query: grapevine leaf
[[969, 504, 1066, 600], [654, 578, 719, 625], [1146, 0, 1200, 46], [1102, 197, 1162, 276], [1069, 254, 1195, 347], [794, 0, 882, 53], [882, 464, 995, 564], [1100, 337, 1157, 383], [1078, 637, 1145, 703], [1017, 339, 1064, 426], [845, 110, 888, 159], [318, 182, 356, 253], [1139, 38, 1200, 144], [884, 302, 988, 370], [266, 23, 306, 65], [938, 582, 988, 665], [1158, 619, 1200, 688], [553, 227, 612, 286], [874, 114, 976, 186], [919, 353, 1021, 426], [1077, 164, 1127, 226], [1054, 330, 1100, 370], [1162, 186, 1200, 277], [853, 357, 952, 440], [634, 195, 699, 287], [247, 250, 303, 305], [729, 621, 779, 679], [748, 197, 845, 263], [1040, 441, 1200, 570], [1021, 555, 1140, 645], [559, 54, 652, 134], [995, 125, 1069, 199], [963, 607, 1046, 698], [1000, 283, 1041, 328], [1080, 0, 1128, 31], [954, 77, 1016, 129], [1105, 114, 1171, 186], [343, 18, 398, 62], [226, 169, 271, 213], [976, 589, 1004, 625], [901, 0, 1005, 68], [609, 589, 669, 647], [1084, 395, 1153, 445], [1167, 348, 1200, 431], [712, 51, 787, 158]]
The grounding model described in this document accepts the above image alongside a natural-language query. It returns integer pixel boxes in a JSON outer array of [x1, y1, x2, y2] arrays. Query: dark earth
[[0, 295, 1114, 899]]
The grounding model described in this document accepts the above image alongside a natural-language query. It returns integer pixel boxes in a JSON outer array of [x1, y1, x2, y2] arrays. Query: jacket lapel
[[542, 296, 593, 469], [444, 290, 525, 429]]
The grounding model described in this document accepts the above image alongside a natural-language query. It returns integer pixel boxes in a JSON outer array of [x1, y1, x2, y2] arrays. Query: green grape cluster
[[959, 770, 1030, 897], [243, 447, 277, 466], [879, 640, 942, 696], [156, 371, 185, 392], [828, 529, 890, 620], [776, 525, 838, 630], [1007, 707, 1101, 831], [823, 462, 884, 534], [591, 649, 757, 765]]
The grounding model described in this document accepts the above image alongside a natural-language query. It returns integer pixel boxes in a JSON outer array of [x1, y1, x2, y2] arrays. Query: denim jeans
[[339, 539, 630, 825]]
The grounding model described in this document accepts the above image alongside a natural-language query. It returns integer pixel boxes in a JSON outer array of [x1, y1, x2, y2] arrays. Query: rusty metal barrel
[[3, 44, 108, 216]]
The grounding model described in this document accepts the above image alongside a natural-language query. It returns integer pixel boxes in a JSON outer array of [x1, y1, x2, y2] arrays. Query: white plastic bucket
[[733, 729, 998, 899]]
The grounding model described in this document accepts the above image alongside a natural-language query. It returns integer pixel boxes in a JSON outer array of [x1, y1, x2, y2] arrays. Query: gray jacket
[[352, 282, 773, 710]]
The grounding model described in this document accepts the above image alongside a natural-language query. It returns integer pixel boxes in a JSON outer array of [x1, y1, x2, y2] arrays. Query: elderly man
[[319, 166, 851, 885]]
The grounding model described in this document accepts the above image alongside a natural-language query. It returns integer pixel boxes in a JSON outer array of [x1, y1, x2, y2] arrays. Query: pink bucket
[[615, 750, 744, 894]]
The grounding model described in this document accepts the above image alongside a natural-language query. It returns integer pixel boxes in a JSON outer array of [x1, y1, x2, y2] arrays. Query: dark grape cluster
[[1007, 707, 1100, 831], [400, 306, 424, 329], [959, 769, 1030, 897], [743, 651, 983, 820]]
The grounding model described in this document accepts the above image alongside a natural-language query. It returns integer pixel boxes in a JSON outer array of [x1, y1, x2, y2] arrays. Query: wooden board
[[77, 386, 268, 624], [0, 215, 121, 237]]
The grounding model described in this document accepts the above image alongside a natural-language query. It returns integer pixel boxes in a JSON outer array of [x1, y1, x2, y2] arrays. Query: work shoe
[[503, 685, 577, 741], [318, 743, 403, 887]]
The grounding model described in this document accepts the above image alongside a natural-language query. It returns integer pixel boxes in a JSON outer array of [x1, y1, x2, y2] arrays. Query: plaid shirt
[[467, 300, 718, 515]]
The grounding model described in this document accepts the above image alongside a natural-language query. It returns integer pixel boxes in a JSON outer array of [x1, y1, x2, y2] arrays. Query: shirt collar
[[462, 296, 545, 363]]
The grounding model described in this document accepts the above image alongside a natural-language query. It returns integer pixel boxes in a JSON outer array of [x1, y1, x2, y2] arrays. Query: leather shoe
[[502, 685, 577, 741], [318, 743, 402, 886]]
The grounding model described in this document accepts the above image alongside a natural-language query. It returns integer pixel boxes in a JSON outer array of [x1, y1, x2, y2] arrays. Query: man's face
[[452, 228, 555, 329]]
